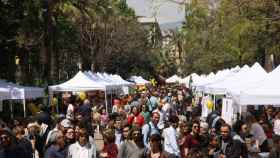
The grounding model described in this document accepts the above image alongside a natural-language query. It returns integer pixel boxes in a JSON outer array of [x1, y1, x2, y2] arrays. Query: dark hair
[[220, 123, 231, 131], [169, 115, 179, 124], [149, 133, 163, 151], [128, 126, 142, 140], [233, 120, 244, 134]]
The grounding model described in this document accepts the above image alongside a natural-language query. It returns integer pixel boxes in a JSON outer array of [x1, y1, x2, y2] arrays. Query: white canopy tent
[[129, 76, 150, 85], [49, 71, 106, 92], [49, 71, 109, 112], [238, 65, 280, 105], [194, 67, 241, 92], [181, 73, 202, 87], [204, 64, 253, 94], [0, 81, 44, 117], [166, 75, 182, 83]]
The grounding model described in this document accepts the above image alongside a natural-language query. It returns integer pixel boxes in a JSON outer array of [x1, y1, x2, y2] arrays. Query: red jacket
[[127, 114, 145, 127]]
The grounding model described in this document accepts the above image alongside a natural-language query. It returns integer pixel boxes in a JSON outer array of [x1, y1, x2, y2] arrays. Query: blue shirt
[[44, 145, 65, 158], [142, 122, 160, 147]]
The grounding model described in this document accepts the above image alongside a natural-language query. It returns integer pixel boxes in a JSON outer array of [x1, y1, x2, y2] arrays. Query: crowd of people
[[0, 85, 280, 158]]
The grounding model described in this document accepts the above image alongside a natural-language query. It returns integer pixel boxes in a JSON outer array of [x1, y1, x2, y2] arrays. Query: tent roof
[[205, 63, 255, 94], [129, 76, 150, 85], [238, 65, 280, 105], [166, 75, 182, 83], [49, 71, 106, 92], [0, 81, 44, 100]]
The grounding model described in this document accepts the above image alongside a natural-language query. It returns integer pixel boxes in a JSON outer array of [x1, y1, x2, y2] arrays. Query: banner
[[222, 98, 234, 125]]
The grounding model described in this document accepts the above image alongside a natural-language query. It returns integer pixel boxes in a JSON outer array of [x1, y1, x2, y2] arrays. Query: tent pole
[[23, 99, 26, 118], [10, 100, 13, 119], [105, 90, 108, 113]]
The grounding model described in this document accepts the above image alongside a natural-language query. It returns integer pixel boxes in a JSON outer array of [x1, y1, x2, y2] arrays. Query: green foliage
[[180, 0, 280, 75], [0, 0, 157, 85]]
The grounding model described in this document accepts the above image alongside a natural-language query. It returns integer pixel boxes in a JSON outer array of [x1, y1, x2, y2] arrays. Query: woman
[[100, 129, 118, 158], [141, 104, 151, 124], [180, 120, 201, 157], [127, 106, 145, 127]]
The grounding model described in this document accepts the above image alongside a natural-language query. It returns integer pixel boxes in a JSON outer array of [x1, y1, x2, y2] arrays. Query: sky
[[126, 0, 185, 24]]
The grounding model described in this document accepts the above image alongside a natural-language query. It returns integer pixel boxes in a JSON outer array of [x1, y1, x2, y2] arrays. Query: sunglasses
[[193, 126, 200, 128]]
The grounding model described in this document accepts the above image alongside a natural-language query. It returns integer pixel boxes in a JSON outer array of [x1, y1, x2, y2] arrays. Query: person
[[207, 135, 220, 158], [114, 117, 124, 148], [145, 134, 174, 158], [64, 127, 75, 147], [232, 120, 249, 158], [0, 129, 27, 158], [44, 130, 66, 158], [100, 129, 118, 158], [127, 106, 145, 128], [269, 135, 280, 158], [13, 126, 33, 158], [246, 115, 269, 152], [219, 123, 247, 158], [117, 126, 145, 158], [273, 111, 280, 136], [142, 112, 161, 147], [162, 115, 180, 157], [122, 124, 130, 142], [78, 99, 92, 121], [141, 104, 151, 124], [153, 100, 166, 130], [180, 120, 201, 157], [67, 123, 96, 158]]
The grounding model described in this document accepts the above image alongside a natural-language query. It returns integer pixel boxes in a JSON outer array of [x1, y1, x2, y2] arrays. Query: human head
[[103, 129, 115, 144], [12, 126, 25, 139], [220, 124, 231, 141], [191, 120, 200, 135], [114, 117, 122, 130], [141, 104, 148, 112], [78, 127, 89, 146], [200, 122, 209, 135], [65, 127, 75, 141], [233, 120, 245, 135], [131, 106, 140, 116], [122, 124, 130, 140], [169, 115, 179, 128], [48, 130, 65, 148], [149, 134, 162, 152], [0, 129, 14, 148], [266, 106, 274, 117], [151, 112, 160, 125], [133, 126, 143, 141], [209, 135, 219, 148]]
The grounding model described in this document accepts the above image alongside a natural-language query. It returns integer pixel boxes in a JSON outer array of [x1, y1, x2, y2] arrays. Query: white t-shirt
[[273, 119, 280, 135], [66, 104, 74, 120], [250, 123, 267, 145]]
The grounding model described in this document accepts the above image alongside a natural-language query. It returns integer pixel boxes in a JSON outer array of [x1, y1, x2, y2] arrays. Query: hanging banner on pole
[[222, 98, 234, 125]]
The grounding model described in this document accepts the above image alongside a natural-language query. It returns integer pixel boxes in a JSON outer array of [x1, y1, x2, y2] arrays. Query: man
[[114, 117, 124, 148], [269, 135, 280, 158], [142, 112, 160, 147], [13, 126, 33, 158], [44, 130, 65, 158], [153, 100, 166, 130], [162, 115, 180, 157], [246, 115, 269, 152], [219, 123, 246, 158], [67, 123, 96, 158], [0, 129, 27, 158]]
